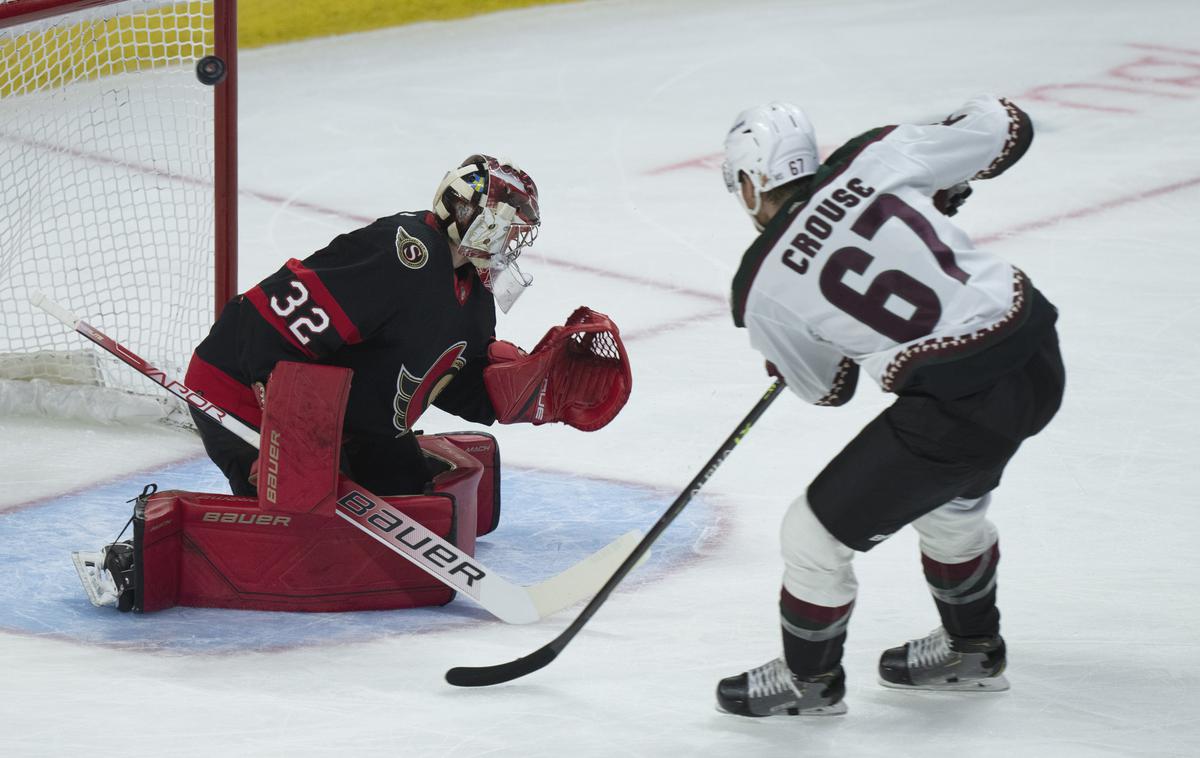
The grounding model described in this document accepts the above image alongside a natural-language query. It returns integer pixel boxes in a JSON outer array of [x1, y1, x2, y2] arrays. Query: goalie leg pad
[[143, 489, 459, 612], [256, 361, 352, 514], [98, 443, 487, 613], [424, 431, 502, 536]]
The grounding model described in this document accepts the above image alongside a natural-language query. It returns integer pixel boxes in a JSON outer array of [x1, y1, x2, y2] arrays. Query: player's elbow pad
[[483, 307, 632, 431]]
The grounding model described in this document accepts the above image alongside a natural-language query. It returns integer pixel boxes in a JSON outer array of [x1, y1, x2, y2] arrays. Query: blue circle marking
[[0, 458, 716, 653]]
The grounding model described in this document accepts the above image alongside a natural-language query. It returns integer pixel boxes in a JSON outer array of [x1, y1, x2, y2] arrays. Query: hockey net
[[0, 0, 236, 424]]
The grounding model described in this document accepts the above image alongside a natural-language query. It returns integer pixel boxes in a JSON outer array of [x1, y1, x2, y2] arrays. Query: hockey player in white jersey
[[715, 96, 1064, 717]]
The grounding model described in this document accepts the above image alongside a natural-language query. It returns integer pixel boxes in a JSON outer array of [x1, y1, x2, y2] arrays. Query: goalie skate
[[878, 627, 1009, 691], [71, 541, 136, 612]]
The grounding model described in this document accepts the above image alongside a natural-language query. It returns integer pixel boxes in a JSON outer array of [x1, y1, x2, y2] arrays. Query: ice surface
[[2, 0, 1199, 755]]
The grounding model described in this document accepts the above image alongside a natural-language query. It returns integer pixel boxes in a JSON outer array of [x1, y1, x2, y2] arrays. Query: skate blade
[[789, 701, 849, 716], [70, 551, 118, 608], [878, 674, 1009, 692], [715, 701, 848, 718]]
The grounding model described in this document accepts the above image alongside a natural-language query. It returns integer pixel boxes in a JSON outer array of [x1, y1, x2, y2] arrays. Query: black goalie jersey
[[187, 211, 498, 441]]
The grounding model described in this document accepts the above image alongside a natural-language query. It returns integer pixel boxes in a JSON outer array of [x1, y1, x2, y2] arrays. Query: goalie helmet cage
[[0, 0, 236, 422]]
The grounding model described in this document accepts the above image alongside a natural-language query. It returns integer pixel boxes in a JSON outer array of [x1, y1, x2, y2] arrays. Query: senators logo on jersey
[[393, 342, 468, 434], [395, 226, 429, 269]]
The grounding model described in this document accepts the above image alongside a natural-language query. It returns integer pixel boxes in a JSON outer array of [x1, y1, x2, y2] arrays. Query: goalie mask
[[433, 154, 540, 313], [722, 102, 818, 230]]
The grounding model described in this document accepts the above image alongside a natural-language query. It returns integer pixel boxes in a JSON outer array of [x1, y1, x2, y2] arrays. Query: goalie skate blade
[[70, 551, 118, 608], [877, 674, 1010, 692]]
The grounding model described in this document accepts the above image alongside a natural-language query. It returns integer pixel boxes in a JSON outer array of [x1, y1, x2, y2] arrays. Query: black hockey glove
[[933, 182, 972, 217]]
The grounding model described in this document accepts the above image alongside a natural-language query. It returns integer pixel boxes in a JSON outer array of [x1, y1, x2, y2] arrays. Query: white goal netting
[[0, 0, 227, 424]]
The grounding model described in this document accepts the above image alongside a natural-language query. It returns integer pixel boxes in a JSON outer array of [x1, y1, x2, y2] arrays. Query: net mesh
[[0, 1, 217, 407], [550, 307, 630, 430], [563, 307, 622, 363]]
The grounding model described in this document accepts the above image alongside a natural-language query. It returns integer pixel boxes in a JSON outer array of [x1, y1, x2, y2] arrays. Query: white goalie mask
[[722, 102, 819, 230], [433, 155, 540, 313]]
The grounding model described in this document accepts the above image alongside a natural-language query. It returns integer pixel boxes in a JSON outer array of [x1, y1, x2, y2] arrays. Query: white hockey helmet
[[722, 102, 818, 225], [433, 154, 540, 312]]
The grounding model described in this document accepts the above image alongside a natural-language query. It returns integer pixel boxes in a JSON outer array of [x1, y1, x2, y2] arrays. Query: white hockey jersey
[[731, 95, 1037, 405]]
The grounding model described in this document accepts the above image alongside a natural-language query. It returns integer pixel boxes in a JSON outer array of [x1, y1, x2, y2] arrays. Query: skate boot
[[878, 627, 1009, 691], [102, 541, 137, 612], [71, 540, 137, 612], [716, 657, 847, 717]]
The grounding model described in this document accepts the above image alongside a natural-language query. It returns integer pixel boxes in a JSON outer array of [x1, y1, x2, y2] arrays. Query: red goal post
[[0, 0, 237, 423]]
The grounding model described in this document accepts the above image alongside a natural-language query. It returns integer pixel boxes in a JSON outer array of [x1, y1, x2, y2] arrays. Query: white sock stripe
[[924, 543, 998, 605], [928, 573, 998, 606], [780, 613, 851, 643]]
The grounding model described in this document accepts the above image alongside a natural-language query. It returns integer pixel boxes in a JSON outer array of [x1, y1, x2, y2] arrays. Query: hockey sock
[[779, 588, 854, 677], [922, 541, 1001, 638]]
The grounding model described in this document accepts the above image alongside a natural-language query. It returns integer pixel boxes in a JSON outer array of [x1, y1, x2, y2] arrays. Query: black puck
[[195, 55, 227, 86]]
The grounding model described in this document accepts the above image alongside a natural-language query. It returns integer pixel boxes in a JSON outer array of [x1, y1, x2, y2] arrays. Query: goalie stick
[[445, 380, 786, 687], [31, 291, 644, 625]]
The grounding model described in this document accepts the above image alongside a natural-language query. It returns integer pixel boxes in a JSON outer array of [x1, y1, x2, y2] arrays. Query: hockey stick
[[31, 291, 645, 624], [445, 379, 786, 687]]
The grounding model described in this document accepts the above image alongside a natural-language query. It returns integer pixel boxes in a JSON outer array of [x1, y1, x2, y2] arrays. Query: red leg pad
[[140, 489, 459, 612], [134, 365, 496, 613], [257, 361, 352, 514], [422, 432, 502, 536]]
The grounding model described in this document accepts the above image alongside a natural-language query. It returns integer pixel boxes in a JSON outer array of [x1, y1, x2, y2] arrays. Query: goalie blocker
[[484, 307, 631, 430]]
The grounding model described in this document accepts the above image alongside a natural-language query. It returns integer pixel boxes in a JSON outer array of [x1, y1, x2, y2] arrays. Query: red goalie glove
[[484, 307, 632, 431]]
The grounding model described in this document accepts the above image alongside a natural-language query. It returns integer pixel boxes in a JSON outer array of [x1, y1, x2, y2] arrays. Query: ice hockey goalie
[[70, 305, 631, 613]]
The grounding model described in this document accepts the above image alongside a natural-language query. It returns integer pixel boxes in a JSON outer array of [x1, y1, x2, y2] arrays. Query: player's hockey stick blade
[[445, 380, 787, 687], [30, 291, 643, 624]]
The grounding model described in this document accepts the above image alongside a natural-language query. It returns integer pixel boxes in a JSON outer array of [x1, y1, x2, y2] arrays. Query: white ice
[[3, 0, 1200, 755]]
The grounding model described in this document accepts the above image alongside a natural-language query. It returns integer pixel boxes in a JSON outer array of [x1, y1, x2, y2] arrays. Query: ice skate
[[71, 540, 136, 612], [878, 627, 1009, 691], [716, 657, 847, 717]]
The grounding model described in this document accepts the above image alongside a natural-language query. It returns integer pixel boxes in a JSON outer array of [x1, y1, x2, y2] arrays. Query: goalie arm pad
[[483, 307, 632, 431]]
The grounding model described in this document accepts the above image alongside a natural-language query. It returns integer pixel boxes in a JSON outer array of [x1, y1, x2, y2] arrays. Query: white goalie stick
[[31, 291, 645, 624]]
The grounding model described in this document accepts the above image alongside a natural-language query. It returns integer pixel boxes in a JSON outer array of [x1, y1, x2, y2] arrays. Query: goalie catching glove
[[484, 306, 631, 431]]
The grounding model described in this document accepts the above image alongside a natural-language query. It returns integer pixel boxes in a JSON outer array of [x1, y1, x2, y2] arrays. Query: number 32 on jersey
[[269, 280, 331, 345]]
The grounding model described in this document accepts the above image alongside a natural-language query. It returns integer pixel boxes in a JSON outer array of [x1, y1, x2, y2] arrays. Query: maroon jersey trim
[[880, 269, 1030, 392], [815, 358, 860, 407]]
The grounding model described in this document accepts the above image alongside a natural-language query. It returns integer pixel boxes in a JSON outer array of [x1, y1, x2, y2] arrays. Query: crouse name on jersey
[[732, 96, 1035, 405], [777, 176, 877, 275]]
